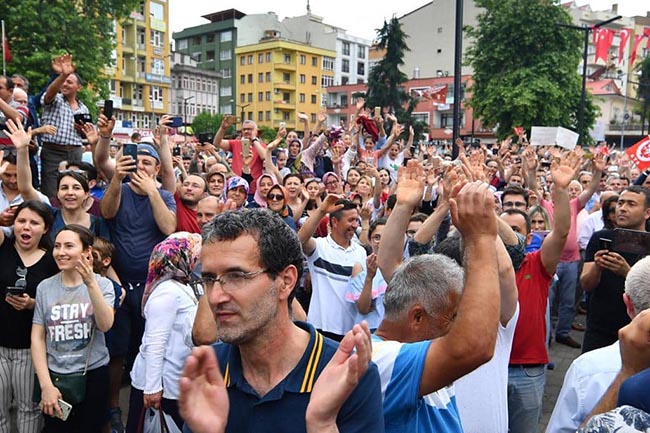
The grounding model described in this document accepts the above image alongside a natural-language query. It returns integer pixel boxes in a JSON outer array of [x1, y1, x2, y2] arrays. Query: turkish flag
[[595, 28, 615, 64], [631, 34, 647, 65], [645, 27, 650, 50], [626, 136, 650, 170], [2, 35, 9, 63], [429, 85, 448, 104], [513, 127, 524, 137], [618, 28, 631, 65]]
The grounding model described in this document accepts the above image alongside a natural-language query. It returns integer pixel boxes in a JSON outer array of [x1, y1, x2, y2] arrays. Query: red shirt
[[174, 192, 200, 234], [228, 139, 266, 194], [510, 250, 553, 365]]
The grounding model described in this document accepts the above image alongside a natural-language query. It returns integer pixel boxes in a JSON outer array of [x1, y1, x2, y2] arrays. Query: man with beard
[[581, 186, 650, 353], [175, 174, 206, 233], [180, 209, 384, 433], [299, 197, 366, 341]]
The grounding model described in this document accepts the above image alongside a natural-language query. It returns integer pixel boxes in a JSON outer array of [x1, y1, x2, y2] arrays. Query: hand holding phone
[[123, 143, 138, 172], [241, 138, 251, 160], [55, 399, 72, 421], [103, 100, 114, 119]]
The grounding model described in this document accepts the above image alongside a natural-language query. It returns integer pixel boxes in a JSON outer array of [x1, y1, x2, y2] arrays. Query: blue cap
[[137, 144, 160, 163]]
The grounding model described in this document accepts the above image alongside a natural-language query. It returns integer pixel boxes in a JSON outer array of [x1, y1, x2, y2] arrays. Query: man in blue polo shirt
[[180, 209, 383, 433]]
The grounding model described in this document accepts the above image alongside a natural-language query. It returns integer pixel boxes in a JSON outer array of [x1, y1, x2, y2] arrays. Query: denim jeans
[[507, 364, 546, 433], [549, 260, 579, 339]]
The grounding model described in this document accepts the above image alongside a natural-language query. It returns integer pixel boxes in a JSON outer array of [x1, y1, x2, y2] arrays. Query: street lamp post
[[558, 15, 621, 144], [183, 95, 194, 135]]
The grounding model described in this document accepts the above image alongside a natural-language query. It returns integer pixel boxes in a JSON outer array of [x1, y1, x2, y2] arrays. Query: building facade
[[111, 0, 171, 130], [235, 37, 335, 130]]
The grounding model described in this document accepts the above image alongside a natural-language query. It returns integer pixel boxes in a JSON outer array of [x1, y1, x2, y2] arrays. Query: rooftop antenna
[[307, 0, 311, 14]]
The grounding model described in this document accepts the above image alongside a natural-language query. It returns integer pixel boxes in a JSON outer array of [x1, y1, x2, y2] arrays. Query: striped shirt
[[40, 93, 88, 146]]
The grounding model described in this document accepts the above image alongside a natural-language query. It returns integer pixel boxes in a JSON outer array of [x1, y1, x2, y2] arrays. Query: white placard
[[530, 126, 579, 150]]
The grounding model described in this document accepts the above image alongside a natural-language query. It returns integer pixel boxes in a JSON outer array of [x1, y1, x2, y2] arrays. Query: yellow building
[[235, 37, 336, 130], [109, 0, 171, 132]]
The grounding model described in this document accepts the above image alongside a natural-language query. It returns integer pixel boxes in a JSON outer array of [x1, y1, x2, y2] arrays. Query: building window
[[300, 55, 306, 65], [150, 86, 163, 102], [258, 53, 264, 63], [357, 62, 365, 75], [311, 56, 317, 67], [206, 50, 215, 61], [150, 30, 163, 48], [177, 39, 188, 50], [265, 91, 271, 101], [437, 27, 443, 33], [248, 74, 253, 83], [311, 76, 317, 85], [151, 58, 164, 75], [265, 72, 271, 82], [282, 92, 290, 102], [321, 75, 334, 87], [283, 72, 290, 83], [311, 113, 317, 123], [311, 94, 317, 104], [240, 93, 246, 103], [247, 55, 253, 64], [284, 112, 291, 121], [240, 75, 245, 84], [358, 46, 366, 58], [240, 56, 245, 65], [258, 92, 263, 101], [322, 57, 334, 71], [342, 59, 349, 73], [266, 111, 271, 121], [283, 53, 291, 63], [222, 68, 231, 78], [300, 74, 306, 84], [299, 93, 305, 103], [248, 93, 253, 103], [341, 76, 349, 85], [220, 50, 231, 60], [220, 86, 232, 96], [220, 31, 232, 42], [342, 42, 350, 56], [207, 33, 215, 43], [193, 36, 201, 45], [258, 111, 264, 121], [258, 73, 264, 83], [266, 52, 271, 62]]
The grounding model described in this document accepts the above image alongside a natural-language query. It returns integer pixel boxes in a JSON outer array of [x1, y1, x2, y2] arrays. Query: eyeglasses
[[59, 169, 88, 179], [325, 180, 339, 186], [267, 193, 284, 201], [197, 269, 268, 292], [503, 201, 527, 209]]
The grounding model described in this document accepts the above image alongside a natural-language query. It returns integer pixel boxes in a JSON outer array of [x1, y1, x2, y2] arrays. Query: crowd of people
[[1, 53, 650, 433]]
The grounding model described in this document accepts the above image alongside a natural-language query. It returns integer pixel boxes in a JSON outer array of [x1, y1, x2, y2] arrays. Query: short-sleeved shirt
[[371, 336, 463, 433], [306, 235, 367, 335], [108, 184, 176, 283], [48, 206, 111, 242], [227, 139, 266, 194], [40, 93, 88, 146], [183, 321, 384, 433], [174, 192, 200, 234], [345, 270, 387, 330], [33, 273, 115, 374], [584, 229, 642, 340], [0, 102, 28, 147], [0, 241, 57, 348], [510, 250, 553, 365]]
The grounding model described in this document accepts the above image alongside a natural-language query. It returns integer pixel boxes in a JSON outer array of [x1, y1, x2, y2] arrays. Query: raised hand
[[592, 152, 606, 172], [179, 347, 229, 433], [550, 151, 580, 189], [114, 155, 137, 182], [318, 194, 345, 214], [355, 97, 365, 111], [450, 181, 497, 240], [59, 53, 75, 75], [82, 123, 98, 146], [75, 251, 95, 286], [97, 113, 115, 138], [396, 159, 425, 209], [297, 112, 309, 122], [4, 118, 32, 150]]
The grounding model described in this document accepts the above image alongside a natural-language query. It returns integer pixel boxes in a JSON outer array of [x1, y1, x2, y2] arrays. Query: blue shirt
[[184, 321, 384, 433], [371, 336, 463, 433]]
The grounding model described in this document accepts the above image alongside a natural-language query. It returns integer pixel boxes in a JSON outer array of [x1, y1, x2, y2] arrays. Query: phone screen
[[241, 138, 251, 159], [123, 143, 138, 172], [103, 100, 114, 119]]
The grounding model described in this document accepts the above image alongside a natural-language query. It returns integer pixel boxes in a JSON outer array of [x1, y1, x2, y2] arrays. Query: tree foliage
[[366, 17, 428, 142], [3, 0, 139, 115], [191, 111, 235, 137], [465, 0, 598, 142], [635, 56, 650, 133]]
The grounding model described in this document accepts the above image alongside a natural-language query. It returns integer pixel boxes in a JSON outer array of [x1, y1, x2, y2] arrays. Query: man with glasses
[[180, 209, 384, 433], [501, 185, 530, 211]]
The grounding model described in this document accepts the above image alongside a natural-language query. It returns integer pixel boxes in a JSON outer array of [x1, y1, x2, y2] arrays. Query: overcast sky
[[169, 0, 650, 42]]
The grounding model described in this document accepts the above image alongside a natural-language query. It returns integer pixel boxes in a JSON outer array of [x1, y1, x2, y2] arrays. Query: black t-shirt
[[584, 229, 646, 338], [0, 239, 58, 349]]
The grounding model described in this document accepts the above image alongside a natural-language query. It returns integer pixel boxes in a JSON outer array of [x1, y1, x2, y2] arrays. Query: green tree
[[3, 0, 139, 116], [465, 0, 598, 142], [635, 56, 650, 135], [366, 17, 428, 142], [258, 125, 277, 143], [191, 111, 236, 137]]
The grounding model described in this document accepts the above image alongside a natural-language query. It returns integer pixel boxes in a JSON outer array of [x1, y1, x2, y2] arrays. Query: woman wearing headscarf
[[249, 173, 277, 208], [125, 232, 202, 432], [266, 184, 298, 232], [222, 176, 250, 210]]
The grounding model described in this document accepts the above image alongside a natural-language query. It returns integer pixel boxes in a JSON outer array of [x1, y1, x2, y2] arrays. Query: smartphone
[[599, 237, 613, 251], [5, 287, 25, 297], [197, 132, 215, 144], [612, 228, 650, 255], [241, 138, 251, 160], [73, 113, 92, 125], [374, 106, 381, 117], [225, 115, 238, 124], [55, 399, 72, 421], [103, 100, 113, 119], [279, 122, 286, 129], [491, 148, 498, 155], [169, 116, 183, 128], [534, 230, 550, 241], [123, 143, 138, 172], [173, 146, 181, 157]]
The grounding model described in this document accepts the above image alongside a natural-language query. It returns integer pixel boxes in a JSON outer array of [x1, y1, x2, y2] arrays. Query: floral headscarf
[[142, 232, 202, 315], [223, 176, 249, 207], [253, 173, 278, 207]]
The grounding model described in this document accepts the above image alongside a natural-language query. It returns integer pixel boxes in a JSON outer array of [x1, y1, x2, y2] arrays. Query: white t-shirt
[[455, 304, 520, 433]]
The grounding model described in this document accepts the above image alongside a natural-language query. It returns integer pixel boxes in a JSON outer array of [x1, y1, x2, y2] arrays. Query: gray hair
[[383, 253, 464, 321], [625, 256, 650, 314], [11, 73, 29, 90]]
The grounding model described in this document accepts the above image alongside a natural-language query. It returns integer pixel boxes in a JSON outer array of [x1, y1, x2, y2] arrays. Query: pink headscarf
[[253, 173, 278, 207]]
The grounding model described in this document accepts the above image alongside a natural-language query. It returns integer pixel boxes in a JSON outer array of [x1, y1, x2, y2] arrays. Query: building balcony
[[274, 62, 297, 71], [274, 100, 295, 109], [274, 81, 296, 90]]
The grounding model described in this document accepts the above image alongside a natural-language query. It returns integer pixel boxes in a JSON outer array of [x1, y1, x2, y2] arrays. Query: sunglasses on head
[[59, 169, 88, 179]]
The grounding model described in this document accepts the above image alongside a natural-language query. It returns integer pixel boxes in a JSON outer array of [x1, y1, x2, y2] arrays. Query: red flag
[[429, 85, 448, 104], [2, 35, 9, 63], [631, 34, 647, 66], [618, 28, 632, 65], [626, 136, 650, 170], [513, 127, 524, 137], [645, 27, 650, 50], [595, 28, 615, 64]]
